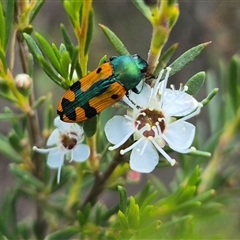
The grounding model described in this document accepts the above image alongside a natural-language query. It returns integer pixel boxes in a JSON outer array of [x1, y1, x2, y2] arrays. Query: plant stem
[[80, 147, 127, 209], [18, 34, 46, 239]]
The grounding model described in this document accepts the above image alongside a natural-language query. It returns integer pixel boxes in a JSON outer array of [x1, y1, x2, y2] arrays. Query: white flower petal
[[47, 129, 61, 146], [105, 116, 134, 145], [128, 83, 151, 108], [54, 116, 69, 131], [72, 143, 90, 162], [162, 89, 199, 116], [130, 140, 158, 173], [163, 120, 195, 150], [47, 148, 65, 169]]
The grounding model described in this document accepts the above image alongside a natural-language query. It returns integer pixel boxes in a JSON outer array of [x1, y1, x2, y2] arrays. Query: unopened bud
[[15, 73, 32, 95]]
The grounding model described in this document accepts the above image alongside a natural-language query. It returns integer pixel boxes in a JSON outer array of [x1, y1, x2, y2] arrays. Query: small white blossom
[[33, 117, 90, 182], [105, 67, 203, 173]]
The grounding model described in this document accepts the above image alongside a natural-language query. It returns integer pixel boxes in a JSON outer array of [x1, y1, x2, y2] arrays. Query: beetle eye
[[132, 54, 138, 60]]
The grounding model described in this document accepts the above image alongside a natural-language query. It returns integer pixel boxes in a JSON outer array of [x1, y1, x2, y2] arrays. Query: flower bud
[[15, 73, 32, 96]]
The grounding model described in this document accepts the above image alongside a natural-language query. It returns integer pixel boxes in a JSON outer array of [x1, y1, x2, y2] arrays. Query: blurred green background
[[0, 0, 239, 222]]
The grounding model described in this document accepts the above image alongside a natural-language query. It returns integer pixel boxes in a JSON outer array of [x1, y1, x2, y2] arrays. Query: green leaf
[[0, 2, 5, 50], [168, 41, 211, 77], [44, 226, 79, 240], [185, 71, 206, 96], [132, 0, 152, 21], [29, 0, 45, 23], [192, 189, 215, 203], [83, 116, 98, 137], [60, 24, 74, 57], [0, 190, 18, 239], [84, 9, 94, 55], [154, 43, 178, 76], [0, 135, 22, 162], [0, 112, 22, 120], [23, 33, 43, 60], [99, 24, 130, 55], [176, 186, 196, 203], [72, 47, 82, 79], [0, 49, 7, 73], [35, 32, 62, 73], [8, 131, 23, 152], [4, 0, 14, 50], [32, 96, 47, 109], [201, 88, 219, 107], [60, 51, 71, 79], [134, 220, 161, 239], [9, 163, 45, 190], [187, 165, 201, 187], [51, 43, 62, 62], [127, 197, 140, 229], [117, 210, 128, 229], [228, 56, 240, 111], [37, 55, 62, 87], [98, 55, 107, 66], [118, 185, 127, 214], [63, 1, 75, 26], [76, 204, 91, 226]]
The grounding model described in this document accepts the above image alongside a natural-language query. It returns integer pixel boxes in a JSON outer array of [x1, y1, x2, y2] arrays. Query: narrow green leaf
[[98, 55, 107, 66], [185, 71, 206, 96], [206, 70, 220, 133], [23, 33, 43, 60], [69, 47, 80, 79], [84, 9, 94, 55], [176, 186, 196, 203], [29, 0, 45, 23], [0, 112, 22, 120], [51, 43, 62, 62], [63, 1, 75, 27], [117, 210, 128, 229], [0, 2, 5, 49], [154, 43, 178, 76], [132, 0, 152, 21], [99, 24, 130, 55], [118, 185, 127, 214], [44, 226, 79, 240], [0, 190, 18, 238], [135, 220, 161, 239], [32, 96, 47, 109], [228, 56, 240, 111], [83, 115, 98, 137], [201, 88, 219, 106], [187, 165, 201, 187], [37, 55, 62, 87], [8, 131, 23, 152], [0, 49, 8, 73], [27, 53, 34, 77], [60, 51, 71, 79], [169, 41, 211, 77], [192, 189, 215, 202], [127, 197, 140, 229], [9, 164, 44, 189], [35, 32, 61, 73], [4, 0, 14, 50], [0, 135, 22, 162], [60, 24, 74, 57]]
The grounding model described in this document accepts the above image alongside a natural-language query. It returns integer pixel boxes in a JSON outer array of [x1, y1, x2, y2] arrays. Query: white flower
[[104, 67, 203, 173], [33, 117, 90, 182]]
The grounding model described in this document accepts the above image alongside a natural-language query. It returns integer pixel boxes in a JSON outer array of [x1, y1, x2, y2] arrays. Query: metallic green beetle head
[[110, 54, 148, 91]]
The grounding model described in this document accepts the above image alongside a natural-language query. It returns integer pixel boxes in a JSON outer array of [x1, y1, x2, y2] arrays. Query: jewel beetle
[[57, 54, 148, 123]]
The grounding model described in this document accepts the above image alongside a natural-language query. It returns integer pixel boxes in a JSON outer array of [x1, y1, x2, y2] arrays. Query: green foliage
[[99, 24, 130, 56], [0, 0, 239, 239]]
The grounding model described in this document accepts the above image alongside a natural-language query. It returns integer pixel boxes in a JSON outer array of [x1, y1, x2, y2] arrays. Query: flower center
[[61, 132, 77, 150], [135, 109, 165, 138]]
